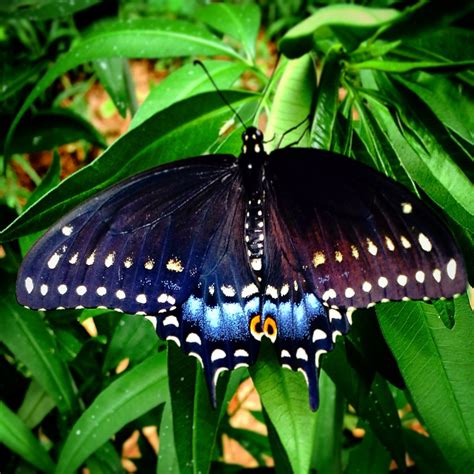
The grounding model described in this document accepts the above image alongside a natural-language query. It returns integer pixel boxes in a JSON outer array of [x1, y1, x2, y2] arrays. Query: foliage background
[[0, 0, 473, 472]]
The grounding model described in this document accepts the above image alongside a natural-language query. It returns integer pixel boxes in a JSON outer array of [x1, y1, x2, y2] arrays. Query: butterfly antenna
[[193, 60, 247, 129]]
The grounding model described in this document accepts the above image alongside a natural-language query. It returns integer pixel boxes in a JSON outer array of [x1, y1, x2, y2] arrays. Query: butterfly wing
[[262, 147, 466, 409], [16, 155, 260, 399]]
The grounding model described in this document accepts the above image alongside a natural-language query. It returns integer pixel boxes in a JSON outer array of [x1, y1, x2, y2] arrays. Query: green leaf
[[0, 91, 256, 242], [4, 18, 242, 156], [395, 74, 474, 144], [0, 294, 79, 417], [17, 380, 55, 429], [280, 5, 400, 58], [250, 341, 318, 474], [102, 314, 158, 373], [195, 3, 261, 60], [364, 95, 474, 231], [157, 400, 179, 474], [311, 371, 344, 473], [93, 58, 136, 117], [0, 401, 55, 473], [322, 340, 406, 469], [0, 109, 106, 154], [349, 59, 474, 74], [266, 54, 316, 149], [167, 343, 242, 474], [311, 45, 343, 150], [377, 298, 474, 473], [345, 423, 391, 474], [0, 0, 101, 20], [403, 428, 452, 474], [56, 352, 167, 473], [131, 60, 247, 129]]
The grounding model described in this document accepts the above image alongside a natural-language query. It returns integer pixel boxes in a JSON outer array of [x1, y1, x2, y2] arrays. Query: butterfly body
[[16, 126, 466, 410]]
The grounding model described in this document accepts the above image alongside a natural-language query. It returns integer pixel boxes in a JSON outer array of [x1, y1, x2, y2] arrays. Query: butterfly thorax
[[239, 127, 267, 276]]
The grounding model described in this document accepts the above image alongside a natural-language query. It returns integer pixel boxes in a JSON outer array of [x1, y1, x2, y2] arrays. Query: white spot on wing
[[136, 294, 147, 304], [234, 349, 249, 358], [116, 289, 126, 299], [345, 287, 355, 298], [315, 349, 327, 367], [447, 259, 457, 280], [221, 285, 236, 297], [401, 202, 412, 214], [397, 275, 408, 286], [86, 251, 96, 266], [104, 252, 116, 267], [367, 239, 378, 256], [163, 315, 179, 327], [48, 252, 62, 269], [96, 287, 107, 296], [322, 288, 337, 301], [62, 225, 73, 236], [145, 316, 157, 329], [281, 349, 291, 358], [251, 258, 262, 271], [57, 284, 68, 295], [211, 348, 226, 362], [166, 335, 181, 347], [400, 236, 411, 249], [186, 333, 201, 345], [329, 309, 342, 321], [418, 233, 432, 252], [76, 285, 87, 296], [433, 268, 442, 283], [124, 257, 133, 268], [312, 329, 327, 342], [296, 347, 308, 361], [69, 252, 79, 264], [25, 277, 34, 294], [40, 284, 48, 296], [362, 281, 372, 293], [378, 277, 388, 288], [415, 271, 425, 283], [265, 285, 278, 299], [241, 283, 259, 298], [332, 330, 342, 343]]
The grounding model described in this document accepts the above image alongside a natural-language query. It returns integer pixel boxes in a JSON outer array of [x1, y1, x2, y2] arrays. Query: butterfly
[[16, 126, 466, 410]]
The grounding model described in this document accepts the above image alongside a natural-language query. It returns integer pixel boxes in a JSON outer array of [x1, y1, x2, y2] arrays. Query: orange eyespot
[[263, 316, 278, 342], [250, 314, 263, 340]]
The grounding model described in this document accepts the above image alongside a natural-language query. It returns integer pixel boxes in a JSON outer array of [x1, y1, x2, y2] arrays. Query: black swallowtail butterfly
[[16, 126, 466, 410]]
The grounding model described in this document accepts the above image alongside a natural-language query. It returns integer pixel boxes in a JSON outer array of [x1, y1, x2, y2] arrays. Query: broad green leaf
[[403, 428, 452, 474], [0, 91, 256, 242], [400, 26, 474, 63], [365, 96, 474, 231], [56, 352, 167, 473], [0, 108, 106, 154], [311, 371, 344, 474], [311, 45, 343, 150], [323, 341, 406, 469], [280, 5, 399, 58], [0, 402, 55, 473], [0, 60, 45, 102], [266, 54, 316, 149], [0, 293, 79, 417], [395, 74, 474, 144], [195, 3, 261, 60], [102, 314, 158, 372], [93, 58, 135, 117], [157, 400, 179, 474], [4, 18, 242, 155], [18, 380, 55, 429], [167, 343, 242, 474], [250, 341, 318, 474], [377, 298, 474, 473], [345, 423, 391, 474], [0, 0, 101, 20], [349, 59, 474, 74], [86, 443, 124, 474], [131, 60, 247, 128]]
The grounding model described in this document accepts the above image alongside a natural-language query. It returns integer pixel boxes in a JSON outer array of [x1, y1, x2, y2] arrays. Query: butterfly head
[[242, 127, 265, 155]]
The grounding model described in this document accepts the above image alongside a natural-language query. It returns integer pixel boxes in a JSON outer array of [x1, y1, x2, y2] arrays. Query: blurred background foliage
[[0, 0, 473, 473]]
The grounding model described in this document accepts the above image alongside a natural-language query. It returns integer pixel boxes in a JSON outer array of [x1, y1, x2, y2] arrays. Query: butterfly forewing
[[265, 148, 466, 309]]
